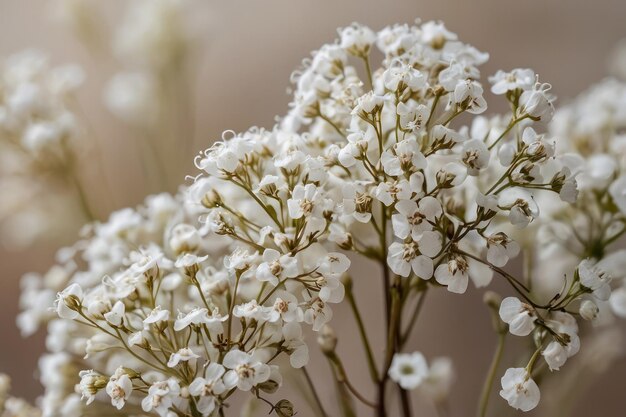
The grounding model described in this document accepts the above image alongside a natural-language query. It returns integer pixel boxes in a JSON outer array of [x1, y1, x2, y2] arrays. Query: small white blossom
[[499, 297, 536, 336], [388, 352, 429, 390], [223, 349, 271, 391], [106, 373, 132, 410], [499, 368, 540, 412]]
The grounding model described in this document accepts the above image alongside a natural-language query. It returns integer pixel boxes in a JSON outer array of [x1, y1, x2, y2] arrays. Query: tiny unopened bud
[[580, 300, 599, 321], [436, 169, 456, 188], [274, 399, 295, 417], [483, 291, 502, 310], [274, 233, 291, 251], [119, 367, 141, 379], [201, 190, 222, 208], [258, 379, 280, 394], [64, 294, 82, 312], [336, 232, 353, 250], [317, 325, 337, 354]]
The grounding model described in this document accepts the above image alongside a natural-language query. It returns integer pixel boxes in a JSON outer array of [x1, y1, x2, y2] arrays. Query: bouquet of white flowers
[[3, 8, 626, 417]]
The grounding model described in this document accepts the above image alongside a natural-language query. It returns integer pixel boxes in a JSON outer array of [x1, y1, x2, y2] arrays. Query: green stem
[[478, 332, 506, 417], [302, 367, 329, 417], [345, 280, 379, 382], [71, 173, 96, 221]]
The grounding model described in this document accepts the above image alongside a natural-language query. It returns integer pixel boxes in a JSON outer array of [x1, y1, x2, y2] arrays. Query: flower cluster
[[488, 77, 626, 412], [0, 374, 40, 417], [17, 18, 626, 417], [186, 19, 571, 415], [0, 50, 89, 247]]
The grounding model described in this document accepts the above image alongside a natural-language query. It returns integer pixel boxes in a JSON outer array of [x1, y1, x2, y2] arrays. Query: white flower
[[609, 175, 626, 215], [579, 299, 599, 321], [388, 352, 429, 390], [341, 183, 374, 223], [499, 368, 540, 412], [188, 363, 228, 415], [271, 292, 303, 323], [287, 184, 323, 219], [169, 223, 201, 254], [577, 259, 611, 301], [233, 300, 279, 323], [498, 188, 539, 228], [223, 349, 271, 391], [106, 374, 132, 410], [175, 253, 208, 268], [167, 347, 200, 368], [489, 68, 535, 95], [374, 178, 413, 206], [104, 72, 158, 128], [197, 136, 252, 176], [461, 139, 490, 175], [391, 197, 441, 239], [387, 231, 441, 278], [256, 249, 299, 286], [383, 62, 425, 92], [542, 312, 579, 371], [282, 322, 309, 368], [609, 286, 626, 318], [143, 306, 170, 328], [173, 307, 228, 332], [103, 301, 125, 327], [317, 252, 351, 277], [397, 101, 429, 133], [419, 357, 455, 403], [519, 82, 554, 121], [78, 370, 104, 405], [128, 331, 147, 347], [141, 379, 180, 417], [303, 297, 333, 331], [339, 23, 376, 56], [223, 248, 257, 272], [486, 233, 520, 267], [434, 255, 470, 294], [453, 80, 487, 114], [381, 139, 427, 176], [55, 283, 82, 319], [499, 297, 536, 336]]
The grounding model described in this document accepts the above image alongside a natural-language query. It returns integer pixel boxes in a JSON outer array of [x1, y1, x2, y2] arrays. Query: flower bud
[[201, 189, 222, 209], [274, 399, 295, 417], [258, 379, 280, 394], [483, 291, 502, 310], [317, 325, 337, 354], [580, 300, 599, 321]]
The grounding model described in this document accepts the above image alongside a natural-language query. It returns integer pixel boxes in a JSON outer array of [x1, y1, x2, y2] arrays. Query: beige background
[[1, 0, 626, 416]]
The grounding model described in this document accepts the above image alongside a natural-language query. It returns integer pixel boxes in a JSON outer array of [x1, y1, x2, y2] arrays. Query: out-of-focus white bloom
[[579, 299, 600, 321], [418, 357, 455, 404], [104, 72, 159, 128], [388, 352, 429, 390], [489, 68, 536, 95], [114, 0, 190, 71]]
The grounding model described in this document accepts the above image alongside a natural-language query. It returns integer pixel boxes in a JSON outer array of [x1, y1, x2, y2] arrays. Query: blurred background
[[1, 0, 626, 416]]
